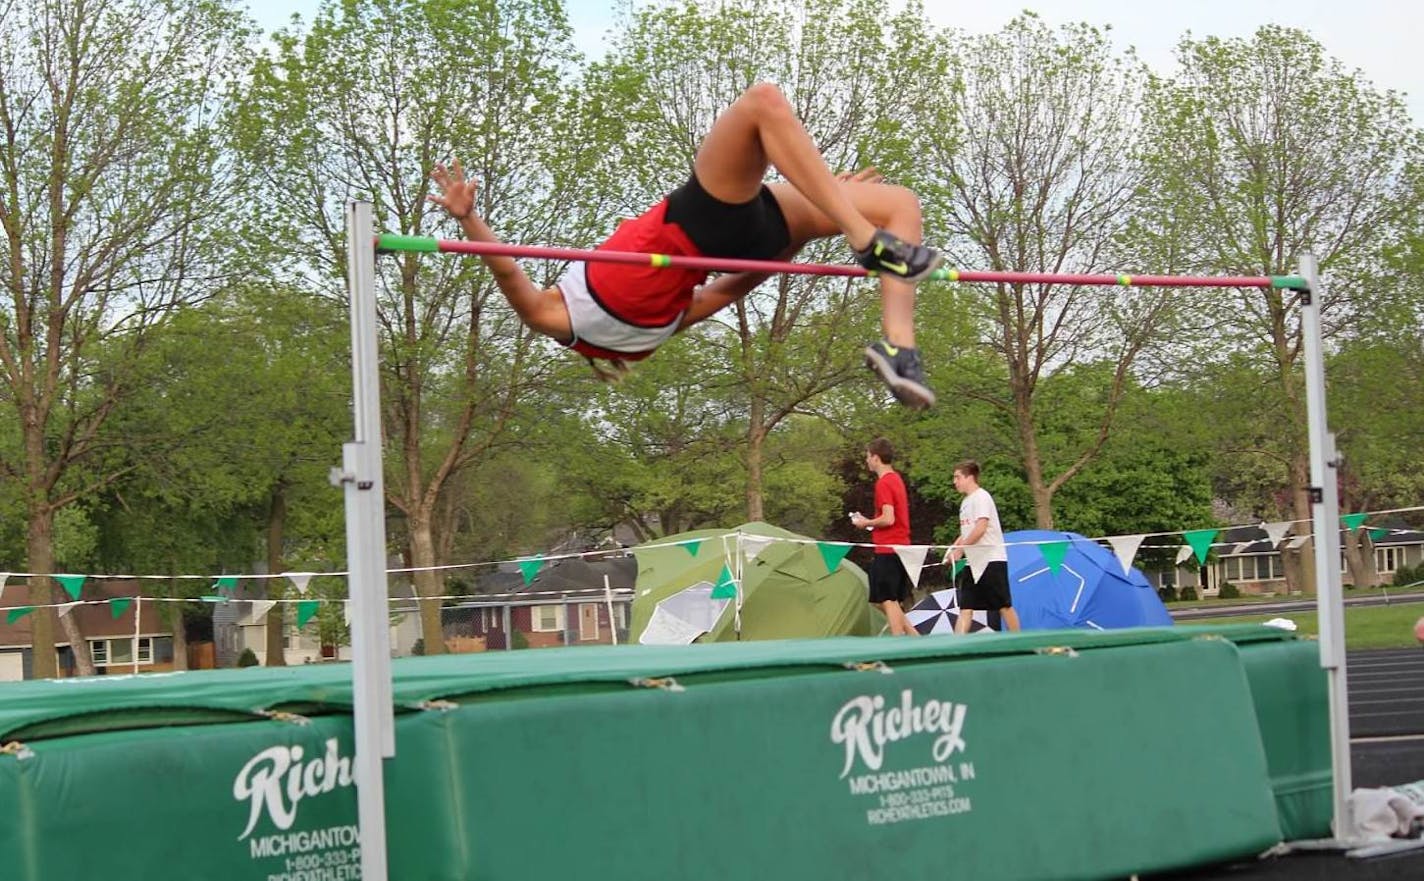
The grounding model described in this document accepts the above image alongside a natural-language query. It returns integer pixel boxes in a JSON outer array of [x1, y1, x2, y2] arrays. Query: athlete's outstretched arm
[[678, 244, 805, 329], [428, 160, 571, 340]]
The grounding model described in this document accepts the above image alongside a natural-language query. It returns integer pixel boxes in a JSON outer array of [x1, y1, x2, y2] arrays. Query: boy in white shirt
[[945, 460, 1021, 633]]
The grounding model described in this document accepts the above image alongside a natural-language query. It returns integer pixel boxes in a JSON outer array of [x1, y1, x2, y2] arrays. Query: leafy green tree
[[911, 14, 1170, 527], [0, 0, 250, 677], [1139, 25, 1424, 592], [229, 0, 592, 652]]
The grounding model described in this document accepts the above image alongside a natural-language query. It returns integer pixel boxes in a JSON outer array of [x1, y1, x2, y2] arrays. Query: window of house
[[616, 603, 628, 629], [531, 604, 564, 632], [90, 640, 108, 665], [1376, 546, 1405, 573], [137, 637, 153, 664]]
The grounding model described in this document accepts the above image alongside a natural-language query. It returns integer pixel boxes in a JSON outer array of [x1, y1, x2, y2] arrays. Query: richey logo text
[[829, 690, 967, 778], [233, 739, 355, 840]]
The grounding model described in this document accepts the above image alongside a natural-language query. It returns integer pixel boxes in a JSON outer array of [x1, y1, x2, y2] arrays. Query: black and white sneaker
[[864, 340, 935, 409], [854, 230, 943, 282]]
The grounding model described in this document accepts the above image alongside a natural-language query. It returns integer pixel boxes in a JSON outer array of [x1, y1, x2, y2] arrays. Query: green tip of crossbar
[[1273, 276, 1308, 289], [376, 233, 438, 253]]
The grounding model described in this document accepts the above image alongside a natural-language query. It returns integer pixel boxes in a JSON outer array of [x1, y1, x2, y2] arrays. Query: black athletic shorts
[[868, 553, 913, 604], [664, 173, 791, 260], [956, 560, 1012, 611]]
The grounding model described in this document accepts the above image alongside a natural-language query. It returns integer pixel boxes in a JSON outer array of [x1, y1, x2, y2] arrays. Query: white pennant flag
[[1261, 521, 1292, 548], [56, 601, 81, 618], [1175, 544, 1194, 566], [0, 573, 9, 597], [893, 545, 931, 587], [964, 543, 996, 582], [1107, 535, 1146, 576], [342, 600, 352, 629], [249, 600, 277, 624], [740, 534, 774, 562], [286, 572, 315, 595]]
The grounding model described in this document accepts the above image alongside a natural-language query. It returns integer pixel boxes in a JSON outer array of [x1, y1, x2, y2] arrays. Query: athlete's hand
[[837, 166, 883, 185], [428, 158, 478, 220]]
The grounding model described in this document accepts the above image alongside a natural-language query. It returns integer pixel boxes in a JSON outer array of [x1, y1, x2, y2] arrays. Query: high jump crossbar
[[375, 234, 1308, 290]]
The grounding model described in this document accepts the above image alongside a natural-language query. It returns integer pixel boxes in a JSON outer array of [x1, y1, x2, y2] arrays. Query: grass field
[[1203, 602, 1424, 649]]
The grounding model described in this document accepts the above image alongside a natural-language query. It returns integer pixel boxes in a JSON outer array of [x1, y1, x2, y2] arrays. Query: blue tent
[[1004, 530, 1173, 630]]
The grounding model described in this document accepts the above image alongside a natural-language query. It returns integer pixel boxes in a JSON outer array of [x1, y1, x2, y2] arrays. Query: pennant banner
[[1107, 534, 1145, 576], [1175, 544, 1194, 566], [55, 574, 86, 601], [1183, 529, 1219, 566], [248, 600, 277, 624], [682, 539, 704, 558], [213, 576, 239, 596], [893, 545, 931, 588], [1368, 528, 1389, 542], [1261, 521, 1292, 548], [342, 600, 352, 629], [286, 572, 315, 595], [6, 607, 34, 624], [517, 556, 544, 586], [55, 601, 80, 618], [739, 534, 773, 562], [0, 573, 10, 597], [109, 598, 133, 620], [1038, 540, 1069, 575], [1341, 512, 1368, 530], [817, 542, 851, 574], [952, 557, 966, 578], [296, 600, 321, 629], [964, 544, 996, 582], [710, 565, 738, 600]]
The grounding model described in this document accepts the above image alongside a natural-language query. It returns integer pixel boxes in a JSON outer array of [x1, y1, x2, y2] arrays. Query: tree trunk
[[26, 505, 95, 678], [1342, 527, 1379, 589], [1014, 385, 1054, 528], [170, 601, 189, 672], [410, 512, 446, 654], [745, 416, 766, 523], [265, 485, 288, 666]]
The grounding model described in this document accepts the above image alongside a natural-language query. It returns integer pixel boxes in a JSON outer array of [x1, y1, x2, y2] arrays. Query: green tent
[[629, 522, 881, 643]]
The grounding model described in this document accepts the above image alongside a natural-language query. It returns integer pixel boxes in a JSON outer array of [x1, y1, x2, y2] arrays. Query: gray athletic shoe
[[864, 340, 935, 409], [854, 230, 943, 282]]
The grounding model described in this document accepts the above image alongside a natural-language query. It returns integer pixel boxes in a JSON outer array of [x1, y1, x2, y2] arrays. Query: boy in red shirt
[[850, 438, 920, 636]]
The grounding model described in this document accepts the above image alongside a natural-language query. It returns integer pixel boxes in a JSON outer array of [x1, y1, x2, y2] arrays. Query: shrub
[[1390, 562, 1424, 588], [1157, 586, 1178, 602], [511, 629, 529, 650], [1179, 586, 1199, 601], [411, 638, 425, 656], [1219, 582, 1241, 599], [237, 648, 260, 668]]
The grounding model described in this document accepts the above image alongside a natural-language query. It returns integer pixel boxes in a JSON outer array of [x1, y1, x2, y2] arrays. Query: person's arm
[[678, 244, 804, 330], [428, 159, 571, 340], [946, 518, 989, 563]]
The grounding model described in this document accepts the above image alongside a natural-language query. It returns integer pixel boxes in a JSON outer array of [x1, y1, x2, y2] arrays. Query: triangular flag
[[817, 542, 851, 574], [740, 534, 773, 562], [1183, 529, 1218, 566], [1174, 544, 1194, 566], [1368, 528, 1388, 542], [1261, 521, 1291, 548], [213, 576, 238, 596], [248, 600, 277, 623], [893, 545, 930, 587], [964, 544, 995, 581], [286, 572, 315, 595], [710, 565, 737, 600], [1107, 534, 1145, 576], [517, 556, 544, 585], [1038, 540, 1070, 575], [682, 540, 704, 557], [109, 598, 133, 620], [6, 607, 34, 624], [296, 600, 321, 629], [55, 601, 80, 618], [952, 557, 966, 578], [1341, 513, 1367, 530], [0, 573, 10, 596], [342, 600, 352, 629], [55, 574, 86, 601]]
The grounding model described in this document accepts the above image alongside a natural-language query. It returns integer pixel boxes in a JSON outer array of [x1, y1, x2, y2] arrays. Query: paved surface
[[1170, 592, 1424, 621], [1142, 648, 1424, 881]]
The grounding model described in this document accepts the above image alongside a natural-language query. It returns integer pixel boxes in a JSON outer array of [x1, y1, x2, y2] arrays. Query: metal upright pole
[[337, 200, 395, 881], [1298, 253, 1352, 841]]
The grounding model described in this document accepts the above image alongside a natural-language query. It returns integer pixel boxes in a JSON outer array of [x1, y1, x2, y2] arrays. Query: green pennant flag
[[1039, 540, 1070, 574], [6, 607, 34, 624], [1368, 528, 1388, 541], [296, 600, 321, 629], [517, 556, 544, 585], [55, 574, 86, 601], [952, 558, 966, 578], [682, 539, 704, 557], [109, 598, 133, 620], [213, 575, 239, 596], [1183, 529, 1219, 566], [1341, 513, 1367, 530], [710, 565, 737, 600], [817, 542, 851, 574]]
